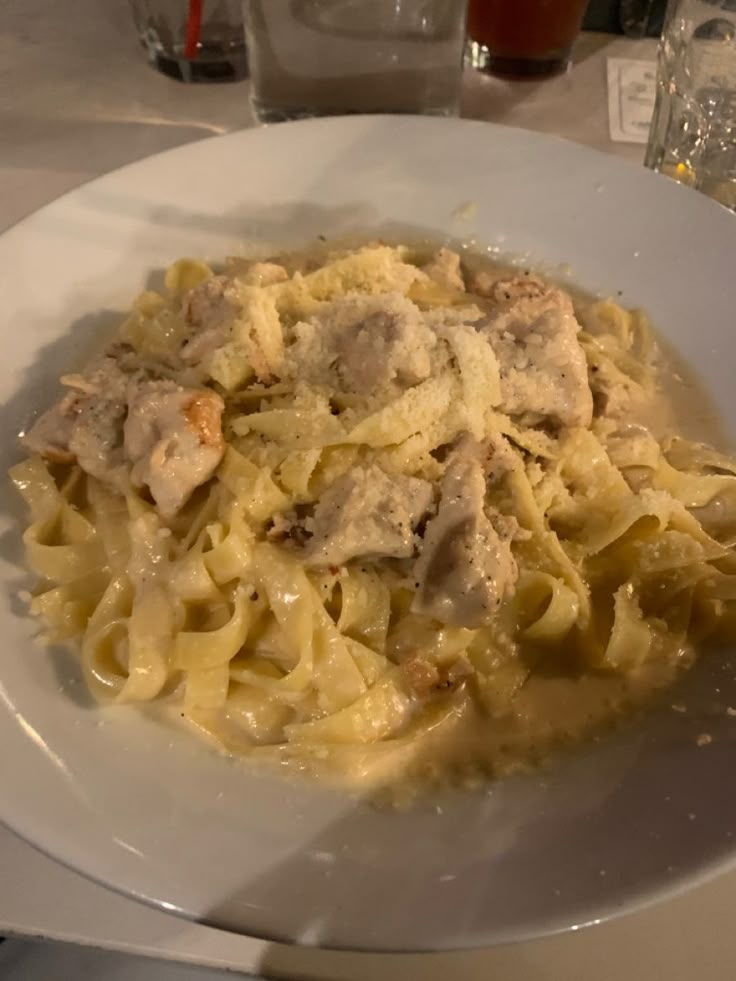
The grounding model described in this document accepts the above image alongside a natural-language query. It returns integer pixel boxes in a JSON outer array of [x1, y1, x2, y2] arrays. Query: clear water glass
[[645, 0, 736, 210], [243, 0, 469, 122], [130, 0, 247, 82]]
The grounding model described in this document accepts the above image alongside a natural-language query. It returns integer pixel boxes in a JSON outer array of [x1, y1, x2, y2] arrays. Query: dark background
[[583, 0, 667, 35]]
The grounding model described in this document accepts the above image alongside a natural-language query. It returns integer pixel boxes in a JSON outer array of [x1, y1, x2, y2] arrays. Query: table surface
[[2, 2, 735, 978]]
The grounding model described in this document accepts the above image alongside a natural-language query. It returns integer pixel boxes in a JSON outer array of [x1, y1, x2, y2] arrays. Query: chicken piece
[[422, 248, 465, 292], [489, 276, 548, 303], [24, 392, 129, 489], [63, 357, 131, 485], [303, 464, 434, 567], [180, 276, 235, 364], [22, 356, 132, 484], [24, 363, 225, 517], [472, 271, 547, 302], [334, 298, 436, 394], [21, 393, 81, 464], [68, 397, 128, 487], [183, 275, 231, 330], [285, 293, 437, 396], [480, 279, 593, 429], [64, 355, 132, 401], [124, 381, 225, 518], [182, 276, 284, 385], [412, 444, 517, 628]]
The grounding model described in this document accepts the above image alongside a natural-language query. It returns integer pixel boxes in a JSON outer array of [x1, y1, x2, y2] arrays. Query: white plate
[[1, 116, 735, 953]]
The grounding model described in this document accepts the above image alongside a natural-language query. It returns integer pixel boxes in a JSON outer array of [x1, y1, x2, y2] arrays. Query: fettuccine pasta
[[12, 241, 736, 789]]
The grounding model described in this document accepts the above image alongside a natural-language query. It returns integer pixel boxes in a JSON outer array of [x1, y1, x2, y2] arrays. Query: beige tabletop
[[3, 2, 735, 979]]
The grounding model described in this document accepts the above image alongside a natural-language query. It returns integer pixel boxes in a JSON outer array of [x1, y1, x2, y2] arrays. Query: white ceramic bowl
[[1, 116, 735, 952]]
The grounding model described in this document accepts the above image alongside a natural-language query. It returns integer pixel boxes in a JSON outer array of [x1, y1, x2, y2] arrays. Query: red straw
[[184, 0, 203, 59]]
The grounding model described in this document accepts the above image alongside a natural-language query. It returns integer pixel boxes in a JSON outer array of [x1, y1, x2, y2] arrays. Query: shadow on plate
[[178, 650, 736, 952]]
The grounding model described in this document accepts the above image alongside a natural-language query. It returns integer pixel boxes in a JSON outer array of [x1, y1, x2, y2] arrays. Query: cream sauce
[[420, 261, 725, 791], [194, 242, 732, 793], [296, 244, 729, 792]]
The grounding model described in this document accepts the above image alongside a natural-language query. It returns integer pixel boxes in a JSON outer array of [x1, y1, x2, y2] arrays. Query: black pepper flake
[[251, 590, 259, 601]]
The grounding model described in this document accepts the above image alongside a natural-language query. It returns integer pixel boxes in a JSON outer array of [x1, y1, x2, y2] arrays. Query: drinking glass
[[130, 0, 248, 82], [466, 0, 590, 79], [243, 0, 469, 122], [645, 0, 736, 210]]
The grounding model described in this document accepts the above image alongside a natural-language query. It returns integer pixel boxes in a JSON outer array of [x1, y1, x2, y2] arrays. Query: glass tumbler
[[645, 0, 736, 210], [243, 0, 469, 122], [130, 0, 248, 82], [466, 0, 590, 79]]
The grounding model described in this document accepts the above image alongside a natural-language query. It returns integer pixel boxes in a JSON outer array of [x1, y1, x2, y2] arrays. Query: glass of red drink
[[466, 0, 591, 79]]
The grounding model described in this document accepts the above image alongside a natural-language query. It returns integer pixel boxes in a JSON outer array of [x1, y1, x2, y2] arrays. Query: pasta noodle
[[11, 241, 736, 791]]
